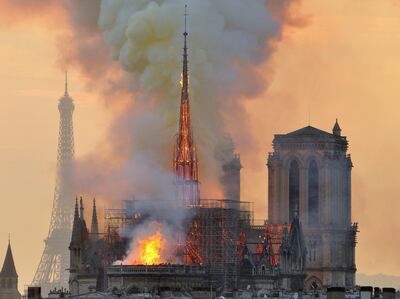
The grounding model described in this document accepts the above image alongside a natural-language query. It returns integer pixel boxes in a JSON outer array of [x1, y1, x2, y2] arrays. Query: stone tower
[[0, 241, 21, 299], [267, 122, 357, 288]]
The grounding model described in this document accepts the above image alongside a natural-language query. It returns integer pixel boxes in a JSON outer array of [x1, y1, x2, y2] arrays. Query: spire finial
[[184, 5, 188, 35], [64, 71, 69, 96], [181, 5, 189, 102], [79, 196, 84, 221], [91, 197, 99, 240], [8, 233, 10, 245]]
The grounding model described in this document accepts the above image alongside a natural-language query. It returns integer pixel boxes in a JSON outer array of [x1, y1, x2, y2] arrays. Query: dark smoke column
[[32, 74, 75, 294], [173, 7, 199, 208]]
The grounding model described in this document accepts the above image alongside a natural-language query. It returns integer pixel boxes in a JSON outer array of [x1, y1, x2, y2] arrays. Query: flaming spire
[[174, 5, 199, 208]]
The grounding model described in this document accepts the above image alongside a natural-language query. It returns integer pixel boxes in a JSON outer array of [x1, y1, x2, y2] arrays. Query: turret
[[333, 118, 342, 136], [90, 198, 99, 241], [71, 198, 81, 245], [69, 197, 88, 269], [0, 240, 20, 299], [79, 197, 84, 222]]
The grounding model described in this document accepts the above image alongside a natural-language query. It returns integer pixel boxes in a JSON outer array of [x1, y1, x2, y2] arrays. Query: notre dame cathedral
[[267, 120, 358, 288]]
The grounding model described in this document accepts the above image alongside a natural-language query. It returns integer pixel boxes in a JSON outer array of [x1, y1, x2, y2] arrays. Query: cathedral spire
[[173, 5, 199, 208], [71, 197, 81, 243], [79, 197, 84, 221], [91, 198, 99, 241]]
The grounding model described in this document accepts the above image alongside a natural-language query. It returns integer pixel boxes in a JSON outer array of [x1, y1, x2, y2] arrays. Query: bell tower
[[267, 121, 357, 288]]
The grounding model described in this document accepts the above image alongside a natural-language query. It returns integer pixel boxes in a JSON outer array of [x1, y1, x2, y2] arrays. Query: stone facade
[[267, 122, 357, 288]]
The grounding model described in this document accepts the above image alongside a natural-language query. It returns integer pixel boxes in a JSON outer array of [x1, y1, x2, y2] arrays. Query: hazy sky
[[0, 0, 400, 290]]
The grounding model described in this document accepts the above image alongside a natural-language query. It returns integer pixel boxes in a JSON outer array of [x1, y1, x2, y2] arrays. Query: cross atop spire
[[64, 71, 69, 97]]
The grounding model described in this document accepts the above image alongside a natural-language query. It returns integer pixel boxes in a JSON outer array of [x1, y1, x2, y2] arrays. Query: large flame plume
[[139, 230, 164, 265], [123, 221, 178, 266]]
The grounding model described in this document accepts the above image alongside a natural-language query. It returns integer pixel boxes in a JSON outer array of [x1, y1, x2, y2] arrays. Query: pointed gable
[[285, 126, 334, 138], [1, 243, 18, 277], [273, 125, 348, 152]]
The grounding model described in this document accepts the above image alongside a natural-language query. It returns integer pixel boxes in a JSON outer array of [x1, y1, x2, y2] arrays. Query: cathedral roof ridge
[[277, 125, 345, 140]]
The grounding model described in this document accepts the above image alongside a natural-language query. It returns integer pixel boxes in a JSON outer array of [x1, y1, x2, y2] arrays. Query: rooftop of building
[[0, 241, 18, 278]]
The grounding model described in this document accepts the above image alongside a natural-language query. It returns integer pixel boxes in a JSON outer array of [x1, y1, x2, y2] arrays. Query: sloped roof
[[284, 126, 334, 138], [1, 242, 18, 277]]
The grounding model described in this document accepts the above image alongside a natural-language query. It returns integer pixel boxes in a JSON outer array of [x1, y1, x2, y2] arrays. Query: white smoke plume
[[73, 0, 281, 200]]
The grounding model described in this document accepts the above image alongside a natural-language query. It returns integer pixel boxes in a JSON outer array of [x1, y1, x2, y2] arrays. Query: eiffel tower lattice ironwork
[[32, 73, 75, 294]]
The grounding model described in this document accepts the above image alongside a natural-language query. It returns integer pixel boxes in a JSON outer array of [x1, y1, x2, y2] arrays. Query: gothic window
[[308, 160, 319, 224], [289, 160, 300, 222]]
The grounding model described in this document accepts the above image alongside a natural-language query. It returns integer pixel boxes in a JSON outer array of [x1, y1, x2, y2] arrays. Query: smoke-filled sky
[[0, 0, 399, 291]]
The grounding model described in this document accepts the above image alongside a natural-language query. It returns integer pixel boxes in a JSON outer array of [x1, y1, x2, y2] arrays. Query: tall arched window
[[308, 160, 319, 224], [289, 160, 300, 222]]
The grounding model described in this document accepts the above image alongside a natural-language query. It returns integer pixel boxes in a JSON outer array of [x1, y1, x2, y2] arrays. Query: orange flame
[[138, 230, 164, 265]]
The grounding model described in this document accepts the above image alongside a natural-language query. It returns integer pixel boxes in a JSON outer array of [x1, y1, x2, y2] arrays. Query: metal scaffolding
[[192, 199, 253, 290]]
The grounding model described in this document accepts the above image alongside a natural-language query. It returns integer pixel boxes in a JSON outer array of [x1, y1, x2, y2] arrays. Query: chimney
[[27, 286, 41, 299], [327, 287, 345, 299], [382, 288, 396, 299], [221, 154, 242, 209], [360, 286, 373, 299]]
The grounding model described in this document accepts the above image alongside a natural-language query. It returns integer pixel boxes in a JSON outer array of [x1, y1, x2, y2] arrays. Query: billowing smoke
[[0, 0, 303, 263], [74, 0, 282, 200], [0, 0, 301, 203]]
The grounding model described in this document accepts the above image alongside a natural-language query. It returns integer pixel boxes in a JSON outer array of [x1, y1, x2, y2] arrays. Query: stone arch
[[308, 159, 319, 224], [261, 264, 266, 275], [304, 275, 323, 290], [288, 159, 300, 222], [70, 279, 79, 295], [283, 154, 304, 170], [126, 285, 141, 295]]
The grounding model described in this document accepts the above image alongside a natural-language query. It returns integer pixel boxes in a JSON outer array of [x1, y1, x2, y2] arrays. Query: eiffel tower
[[32, 73, 75, 295]]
